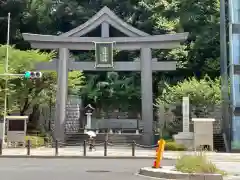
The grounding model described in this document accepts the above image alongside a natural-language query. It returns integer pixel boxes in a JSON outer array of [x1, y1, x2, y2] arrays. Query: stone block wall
[[40, 95, 82, 134]]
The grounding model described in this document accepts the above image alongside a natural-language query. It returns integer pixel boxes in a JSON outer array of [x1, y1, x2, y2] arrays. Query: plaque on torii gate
[[95, 42, 114, 68], [22, 6, 188, 145]]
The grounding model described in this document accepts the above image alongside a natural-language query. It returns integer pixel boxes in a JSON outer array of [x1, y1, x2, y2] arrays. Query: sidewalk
[[1, 147, 240, 162], [0, 147, 155, 157]]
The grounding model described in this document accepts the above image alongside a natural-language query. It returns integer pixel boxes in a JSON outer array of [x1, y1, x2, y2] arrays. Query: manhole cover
[[86, 170, 110, 173]]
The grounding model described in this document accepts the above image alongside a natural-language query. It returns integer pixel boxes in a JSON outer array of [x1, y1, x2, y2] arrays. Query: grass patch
[[25, 136, 45, 148], [164, 141, 186, 151], [175, 153, 226, 175]]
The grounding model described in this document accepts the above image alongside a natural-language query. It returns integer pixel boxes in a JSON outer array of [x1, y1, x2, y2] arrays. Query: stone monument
[[65, 95, 81, 133], [173, 97, 194, 149]]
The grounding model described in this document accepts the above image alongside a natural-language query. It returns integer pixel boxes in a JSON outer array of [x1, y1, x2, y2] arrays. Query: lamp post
[[220, 0, 230, 152]]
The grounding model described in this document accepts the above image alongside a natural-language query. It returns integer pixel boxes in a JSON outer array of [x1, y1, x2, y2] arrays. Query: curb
[[0, 155, 159, 159], [0, 154, 239, 162], [139, 167, 223, 180], [164, 156, 240, 162], [163, 155, 240, 162]]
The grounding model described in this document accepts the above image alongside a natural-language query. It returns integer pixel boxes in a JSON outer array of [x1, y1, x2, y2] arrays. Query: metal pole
[[55, 140, 58, 156], [2, 13, 10, 146], [220, 0, 230, 151], [83, 140, 86, 156]]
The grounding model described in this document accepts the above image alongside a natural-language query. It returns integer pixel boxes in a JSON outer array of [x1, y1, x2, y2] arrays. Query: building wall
[[229, 0, 240, 150]]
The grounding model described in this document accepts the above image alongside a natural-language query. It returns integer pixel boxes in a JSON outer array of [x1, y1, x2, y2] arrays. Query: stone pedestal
[[173, 132, 194, 150], [173, 96, 194, 150], [192, 118, 215, 151]]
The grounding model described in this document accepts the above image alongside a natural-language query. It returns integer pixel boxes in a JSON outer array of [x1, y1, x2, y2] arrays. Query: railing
[[0, 139, 157, 157]]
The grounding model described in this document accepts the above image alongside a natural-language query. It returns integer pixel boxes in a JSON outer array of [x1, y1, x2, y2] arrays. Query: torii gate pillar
[[141, 48, 153, 144], [55, 48, 69, 143]]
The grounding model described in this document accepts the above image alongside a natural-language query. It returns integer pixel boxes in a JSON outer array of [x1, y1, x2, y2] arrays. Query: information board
[[6, 116, 27, 143]]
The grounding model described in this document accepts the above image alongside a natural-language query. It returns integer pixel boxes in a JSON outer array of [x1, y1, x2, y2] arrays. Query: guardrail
[[0, 139, 158, 157]]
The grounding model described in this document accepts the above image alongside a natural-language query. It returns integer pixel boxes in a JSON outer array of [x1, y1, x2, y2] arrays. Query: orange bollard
[[153, 160, 156, 167], [152, 139, 166, 168], [158, 139, 166, 167], [152, 146, 159, 167]]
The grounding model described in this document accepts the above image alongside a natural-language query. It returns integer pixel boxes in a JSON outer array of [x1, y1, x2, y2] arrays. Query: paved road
[[0, 158, 175, 180]]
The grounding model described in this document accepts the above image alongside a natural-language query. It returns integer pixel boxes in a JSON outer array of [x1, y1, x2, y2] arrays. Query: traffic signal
[[24, 71, 42, 79]]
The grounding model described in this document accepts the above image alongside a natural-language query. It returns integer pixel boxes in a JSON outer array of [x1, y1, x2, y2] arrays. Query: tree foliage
[[0, 0, 222, 115], [0, 45, 85, 123], [156, 75, 221, 117], [80, 72, 140, 111], [155, 75, 221, 136], [0, 0, 221, 75]]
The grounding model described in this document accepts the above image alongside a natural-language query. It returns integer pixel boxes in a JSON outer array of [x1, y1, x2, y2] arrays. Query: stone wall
[[39, 95, 82, 134]]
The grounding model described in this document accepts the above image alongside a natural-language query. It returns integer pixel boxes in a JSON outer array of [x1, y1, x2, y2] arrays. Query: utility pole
[[220, 0, 230, 152]]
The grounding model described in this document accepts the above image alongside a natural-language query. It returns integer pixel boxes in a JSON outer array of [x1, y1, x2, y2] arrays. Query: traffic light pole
[[0, 74, 25, 76], [1, 13, 11, 147], [0, 13, 42, 148]]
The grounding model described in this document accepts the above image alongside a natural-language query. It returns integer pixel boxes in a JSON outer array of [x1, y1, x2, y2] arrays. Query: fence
[[0, 139, 158, 157]]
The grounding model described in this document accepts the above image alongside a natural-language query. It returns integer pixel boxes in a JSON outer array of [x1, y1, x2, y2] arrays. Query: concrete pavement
[[0, 155, 240, 179], [0, 158, 174, 180]]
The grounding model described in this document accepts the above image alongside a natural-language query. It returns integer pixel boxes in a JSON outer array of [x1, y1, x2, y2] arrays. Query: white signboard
[[182, 97, 190, 132], [6, 116, 27, 143]]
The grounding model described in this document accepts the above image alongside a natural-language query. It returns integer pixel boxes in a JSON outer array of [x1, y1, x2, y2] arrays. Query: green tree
[[0, 45, 54, 115], [0, 45, 85, 130], [80, 72, 140, 113], [155, 75, 221, 136], [156, 75, 221, 117], [0, 0, 222, 114]]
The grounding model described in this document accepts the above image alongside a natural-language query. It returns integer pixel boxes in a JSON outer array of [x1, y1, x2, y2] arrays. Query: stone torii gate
[[22, 6, 188, 145]]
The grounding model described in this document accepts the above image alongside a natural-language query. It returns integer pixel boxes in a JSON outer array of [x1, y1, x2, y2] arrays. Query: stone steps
[[213, 133, 226, 152], [65, 133, 142, 146]]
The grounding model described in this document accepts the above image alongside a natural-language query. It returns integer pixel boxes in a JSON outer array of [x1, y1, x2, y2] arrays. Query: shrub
[[25, 136, 45, 148], [164, 141, 186, 151], [175, 153, 226, 175]]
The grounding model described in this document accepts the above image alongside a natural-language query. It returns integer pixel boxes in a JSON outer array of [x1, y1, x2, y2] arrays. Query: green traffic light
[[24, 71, 31, 79]]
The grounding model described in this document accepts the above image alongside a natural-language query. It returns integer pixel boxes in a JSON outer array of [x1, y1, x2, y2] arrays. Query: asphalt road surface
[[0, 158, 175, 180]]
